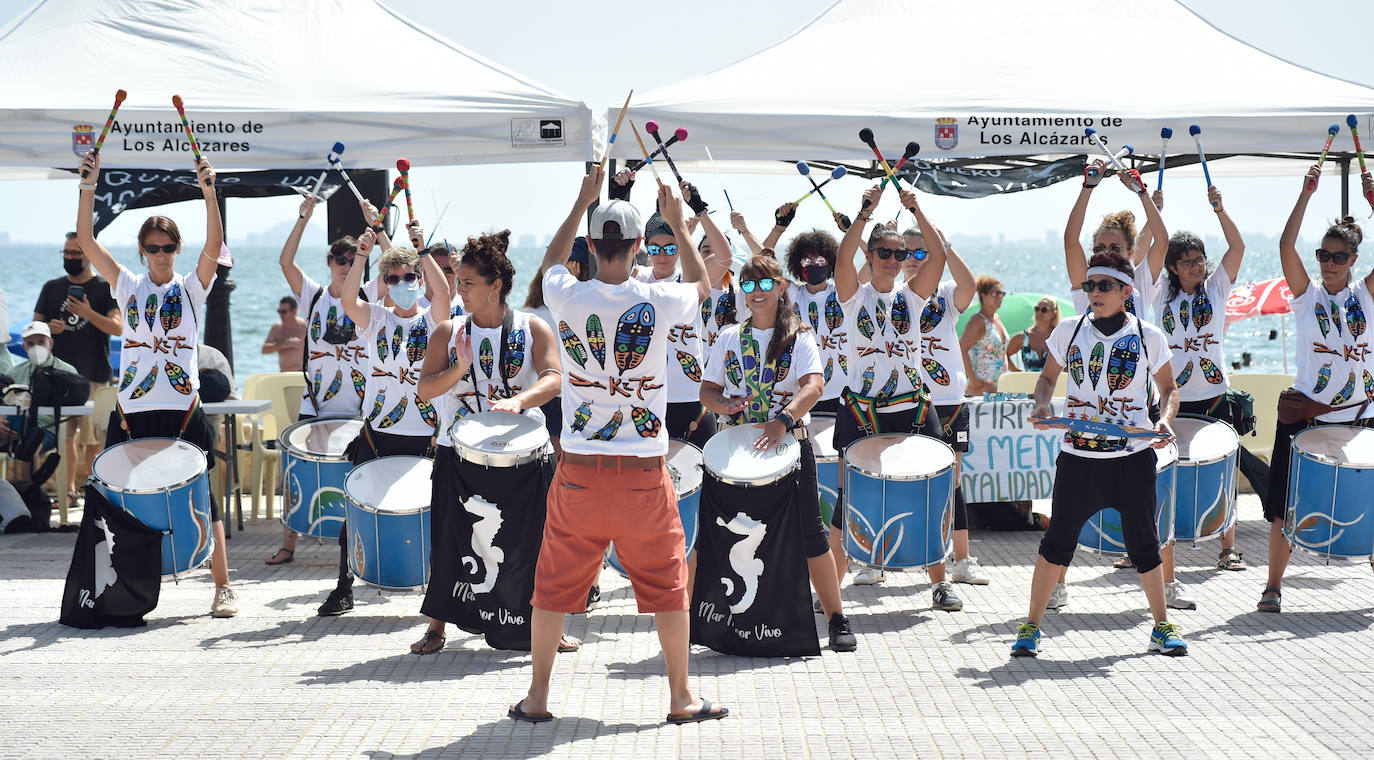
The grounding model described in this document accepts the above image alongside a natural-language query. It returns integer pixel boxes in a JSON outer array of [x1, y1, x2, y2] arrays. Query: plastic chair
[[1229, 373, 1293, 465], [240, 372, 306, 521], [996, 371, 1067, 396]]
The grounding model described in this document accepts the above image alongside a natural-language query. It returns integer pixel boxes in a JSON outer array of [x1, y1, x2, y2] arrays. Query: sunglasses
[[383, 272, 421, 286], [1081, 279, 1125, 293], [142, 243, 178, 254], [873, 247, 910, 261], [277, 309, 291, 315], [1091, 243, 1125, 255], [1035, 305, 1053, 313], [647, 244, 679, 257], [330, 254, 356, 267], [909, 248, 928, 261], [1316, 248, 1352, 265], [740, 279, 777, 294], [1174, 257, 1206, 269]]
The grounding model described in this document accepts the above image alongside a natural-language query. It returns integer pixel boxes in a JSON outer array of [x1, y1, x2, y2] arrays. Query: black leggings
[[1038, 449, 1162, 573], [797, 436, 830, 558], [666, 400, 716, 449], [336, 428, 434, 586]]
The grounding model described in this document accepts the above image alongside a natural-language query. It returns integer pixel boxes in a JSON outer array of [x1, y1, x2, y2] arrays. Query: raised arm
[[1209, 186, 1245, 282], [834, 185, 883, 302], [75, 151, 120, 289], [544, 167, 605, 273], [1125, 171, 1169, 283], [730, 210, 765, 255], [409, 219, 450, 318], [342, 229, 377, 330], [762, 203, 797, 252], [1133, 190, 1163, 265], [693, 197, 734, 287], [1064, 159, 1105, 287], [899, 189, 951, 300], [279, 196, 317, 297], [661, 184, 710, 304], [1279, 165, 1318, 298], [193, 158, 222, 291]]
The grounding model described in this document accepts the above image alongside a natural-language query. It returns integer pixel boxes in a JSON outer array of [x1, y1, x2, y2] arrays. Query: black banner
[[421, 447, 553, 650], [60, 486, 163, 629], [83, 168, 344, 234], [896, 156, 1085, 198], [690, 473, 819, 657]]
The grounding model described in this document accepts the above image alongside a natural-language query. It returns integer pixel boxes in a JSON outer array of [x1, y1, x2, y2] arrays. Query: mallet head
[[1189, 124, 1202, 137], [1160, 127, 1173, 139], [645, 120, 660, 134], [396, 158, 411, 173], [1329, 124, 1342, 136], [171, 94, 185, 113], [674, 127, 688, 142], [903, 141, 920, 159], [114, 89, 128, 104], [858, 127, 875, 145], [830, 166, 847, 180], [796, 161, 811, 176], [1347, 114, 1359, 129]]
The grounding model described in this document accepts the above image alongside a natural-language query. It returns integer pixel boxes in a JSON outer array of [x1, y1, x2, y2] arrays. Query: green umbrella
[[954, 292, 1077, 337]]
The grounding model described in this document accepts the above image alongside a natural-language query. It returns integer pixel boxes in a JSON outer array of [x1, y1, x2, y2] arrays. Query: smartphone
[[68, 285, 84, 300]]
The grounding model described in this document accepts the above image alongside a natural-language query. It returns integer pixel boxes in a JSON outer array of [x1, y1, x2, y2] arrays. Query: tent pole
[[1341, 157, 1351, 218]]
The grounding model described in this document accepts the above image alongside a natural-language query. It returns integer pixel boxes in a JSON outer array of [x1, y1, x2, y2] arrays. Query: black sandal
[[410, 630, 446, 654], [1257, 586, 1282, 613], [265, 548, 295, 565]]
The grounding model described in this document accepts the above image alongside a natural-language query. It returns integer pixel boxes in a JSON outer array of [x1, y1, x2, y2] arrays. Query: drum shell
[[842, 434, 957, 569], [451, 411, 551, 468], [280, 418, 360, 539], [91, 438, 214, 577], [1076, 445, 1177, 556], [1285, 426, 1374, 559], [1172, 415, 1239, 542], [345, 456, 432, 590], [808, 413, 839, 526]]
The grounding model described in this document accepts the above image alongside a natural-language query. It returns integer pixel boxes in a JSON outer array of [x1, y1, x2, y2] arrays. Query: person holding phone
[[33, 231, 121, 501]]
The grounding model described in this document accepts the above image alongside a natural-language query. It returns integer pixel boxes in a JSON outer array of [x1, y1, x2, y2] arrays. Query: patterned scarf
[[739, 320, 780, 423]]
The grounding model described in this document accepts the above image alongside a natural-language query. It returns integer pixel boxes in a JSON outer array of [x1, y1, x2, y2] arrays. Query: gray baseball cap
[[589, 200, 643, 240]]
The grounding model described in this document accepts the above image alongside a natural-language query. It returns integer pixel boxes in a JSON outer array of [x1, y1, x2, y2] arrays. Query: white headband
[[1086, 266, 1133, 286]]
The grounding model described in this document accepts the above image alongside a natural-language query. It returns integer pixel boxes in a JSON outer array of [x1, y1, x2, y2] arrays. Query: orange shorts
[[532, 458, 688, 613]]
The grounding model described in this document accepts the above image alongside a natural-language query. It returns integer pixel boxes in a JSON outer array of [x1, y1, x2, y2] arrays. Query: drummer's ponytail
[[739, 254, 806, 366]]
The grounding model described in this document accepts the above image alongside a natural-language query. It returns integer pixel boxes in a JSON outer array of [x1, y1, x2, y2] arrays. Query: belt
[[561, 452, 665, 470]]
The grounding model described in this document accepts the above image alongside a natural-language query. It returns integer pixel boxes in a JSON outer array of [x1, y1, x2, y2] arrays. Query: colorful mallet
[[308, 141, 345, 201], [1307, 124, 1341, 193], [879, 141, 922, 189], [396, 158, 415, 223], [703, 145, 734, 211], [328, 150, 366, 204], [1187, 124, 1216, 199], [171, 95, 209, 186], [1083, 127, 1143, 192], [375, 177, 405, 227], [600, 89, 633, 171], [628, 125, 688, 172], [858, 128, 901, 189], [794, 163, 845, 217], [1157, 127, 1172, 191], [644, 121, 686, 183], [1347, 114, 1374, 213], [629, 120, 667, 189], [81, 88, 127, 180]]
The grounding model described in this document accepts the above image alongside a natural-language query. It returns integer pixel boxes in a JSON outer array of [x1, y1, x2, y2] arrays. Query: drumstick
[[794, 162, 842, 217], [1187, 124, 1218, 207], [878, 141, 921, 189], [171, 95, 210, 186], [81, 88, 127, 180], [1083, 128, 1144, 193], [858, 128, 901, 189], [1156, 127, 1172, 192], [793, 164, 846, 203], [1036, 417, 1170, 439], [1308, 124, 1341, 193], [1347, 114, 1374, 213], [628, 126, 688, 172], [328, 152, 366, 204], [629, 120, 667, 189], [396, 158, 415, 223], [306, 141, 346, 202], [645, 121, 686, 184], [375, 177, 405, 227], [600, 89, 633, 172], [703, 145, 734, 211]]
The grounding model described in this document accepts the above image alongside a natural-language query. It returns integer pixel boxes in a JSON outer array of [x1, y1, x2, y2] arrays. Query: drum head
[[807, 413, 838, 460], [283, 418, 363, 458], [1173, 416, 1238, 463], [451, 411, 549, 456], [345, 456, 433, 514], [702, 425, 800, 485], [1292, 425, 1374, 467], [1155, 442, 1179, 471], [667, 439, 704, 497], [93, 438, 206, 492], [845, 434, 954, 481]]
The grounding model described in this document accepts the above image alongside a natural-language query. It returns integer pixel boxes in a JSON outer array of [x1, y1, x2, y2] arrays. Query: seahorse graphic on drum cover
[[158, 284, 183, 332], [716, 512, 766, 615], [460, 494, 505, 595], [615, 303, 655, 372]]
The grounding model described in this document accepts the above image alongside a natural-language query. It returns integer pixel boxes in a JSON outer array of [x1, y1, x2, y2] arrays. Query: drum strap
[[115, 395, 201, 437], [940, 402, 965, 437], [841, 388, 929, 436], [464, 310, 515, 411]]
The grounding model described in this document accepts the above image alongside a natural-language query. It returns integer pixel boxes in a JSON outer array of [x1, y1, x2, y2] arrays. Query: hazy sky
[[2, 0, 1372, 255]]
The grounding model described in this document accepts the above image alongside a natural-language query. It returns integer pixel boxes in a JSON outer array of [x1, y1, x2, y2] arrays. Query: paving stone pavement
[[3, 493, 1373, 759]]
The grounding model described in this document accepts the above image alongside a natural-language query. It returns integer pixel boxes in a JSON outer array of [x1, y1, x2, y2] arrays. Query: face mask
[[63, 258, 85, 276], [26, 345, 51, 366], [803, 264, 831, 286], [390, 281, 422, 310]]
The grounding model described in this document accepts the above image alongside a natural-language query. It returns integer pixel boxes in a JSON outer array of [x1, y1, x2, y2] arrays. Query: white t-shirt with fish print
[[435, 310, 545, 448], [913, 279, 970, 406], [114, 266, 214, 414], [789, 282, 849, 401], [840, 280, 925, 413], [360, 304, 440, 437], [634, 268, 705, 403], [296, 275, 369, 418], [1148, 267, 1233, 403], [1289, 280, 1374, 423], [543, 265, 700, 456], [704, 324, 823, 425], [701, 282, 740, 362], [1046, 312, 1171, 459]]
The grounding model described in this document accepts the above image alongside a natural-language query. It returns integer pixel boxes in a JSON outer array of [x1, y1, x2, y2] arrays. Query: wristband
[[777, 410, 796, 429], [79, 182, 97, 191]]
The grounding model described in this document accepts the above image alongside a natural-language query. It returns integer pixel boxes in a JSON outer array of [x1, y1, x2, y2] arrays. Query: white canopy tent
[[608, 0, 1374, 165], [0, 0, 595, 177]]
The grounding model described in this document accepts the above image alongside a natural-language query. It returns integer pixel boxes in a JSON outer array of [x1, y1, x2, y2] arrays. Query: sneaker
[[813, 596, 824, 615], [211, 586, 238, 618], [1148, 621, 1189, 656], [853, 567, 885, 585], [585, 585, 601, 612], [317, 586, 354, 617], [949, 556, 991, 585], [1010, 622, 1041, 657], [1046, 582, 1068, 610], [827, 613, 857, 652], [1165, 580, 1198, 610], [931, 581, 963, 611]]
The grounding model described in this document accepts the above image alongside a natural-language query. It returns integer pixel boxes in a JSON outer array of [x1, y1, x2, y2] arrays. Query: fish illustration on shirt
[[570, 401, 591, 433], [891, 293, 912, 335], [588, 409, 624, 441], [1346, 294, 1367, 338], [558, 321, 587, 367], [415, 397, 437, 428], [129, 363, 159, 399], [677, 350, 702, 382], [631, 406, 662, 438], [502, 329, 526, 380], [158, 285, 183, 332], [1191, 290, 1213, 329], [724, 350, 743, 387], [478, 338, 494, 378], [1105, 334, 1140, 392], [824, 292, 843, 332], [586, 315, 606, 369], [1198, 357, 1224, 385], [922, 358, 950, 386], [919, 296, 946, 333], [614, 303, 656, 372], [405, 321, 429, 364], [166, 361, 193, 395]]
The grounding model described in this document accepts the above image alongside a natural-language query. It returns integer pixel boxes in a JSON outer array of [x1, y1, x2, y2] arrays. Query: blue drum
[[91, 438, 213, 577], [1077, 444, 1178, 556], [842, 434, 956, 569], [807, 413, 839, 527], [281, 417, 361, 538], [1285, 425, 1374, 559], [1172, 415, 1239, 544], [606, 439, 703, 577], [345, 456, 432, 590]]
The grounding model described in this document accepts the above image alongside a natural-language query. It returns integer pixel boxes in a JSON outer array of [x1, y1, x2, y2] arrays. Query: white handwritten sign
[[960, 397, 1065, 502]]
